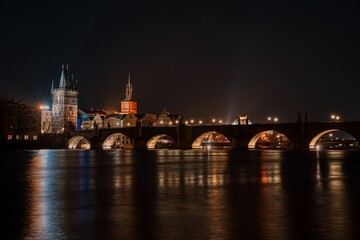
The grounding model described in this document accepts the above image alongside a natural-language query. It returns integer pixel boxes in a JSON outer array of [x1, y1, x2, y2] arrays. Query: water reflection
[[2, 149, 360, 239], [27, 150, 66, 239]]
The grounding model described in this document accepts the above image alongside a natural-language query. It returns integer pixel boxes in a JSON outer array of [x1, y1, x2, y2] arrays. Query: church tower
[[51, 64, 79, 133], [120, 73, 137, 114]]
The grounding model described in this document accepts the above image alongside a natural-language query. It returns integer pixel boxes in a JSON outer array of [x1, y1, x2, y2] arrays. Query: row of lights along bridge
[[164, 114, 341, 126]]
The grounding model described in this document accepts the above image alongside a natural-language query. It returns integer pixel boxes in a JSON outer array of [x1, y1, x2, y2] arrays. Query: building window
[[24, 135, 29, 140], [33, 135, 38, 140], [7, 135, 12, 140]]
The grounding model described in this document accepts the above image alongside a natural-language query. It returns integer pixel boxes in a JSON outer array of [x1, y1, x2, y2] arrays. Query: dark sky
[[1, 1, 359, 123]]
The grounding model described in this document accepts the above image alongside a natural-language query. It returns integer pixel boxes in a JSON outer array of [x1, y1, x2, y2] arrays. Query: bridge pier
[[133, 137, 147, 149], [177, 125, 194, 149], [231, 137, 249, 149], [90, 136, 103, 150]]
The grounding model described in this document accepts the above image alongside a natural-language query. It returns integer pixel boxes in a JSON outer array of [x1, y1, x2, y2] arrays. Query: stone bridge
[[65, 121, 360, 150]]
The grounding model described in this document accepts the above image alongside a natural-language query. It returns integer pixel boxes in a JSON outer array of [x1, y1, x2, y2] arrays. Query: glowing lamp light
[[40, 105, 50, 110], [330, 114, 341, 121]]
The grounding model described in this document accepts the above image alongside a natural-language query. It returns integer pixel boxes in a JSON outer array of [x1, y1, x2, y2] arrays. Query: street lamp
[[267, 116, 279, 123], [330, 114, 341, 122]]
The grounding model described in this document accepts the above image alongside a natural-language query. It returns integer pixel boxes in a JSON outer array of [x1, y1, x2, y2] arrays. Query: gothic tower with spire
[[51, 64, 79, 133], [120, 73, 137, 114]]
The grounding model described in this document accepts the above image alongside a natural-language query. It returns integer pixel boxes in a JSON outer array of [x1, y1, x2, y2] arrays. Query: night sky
[[1, 1, 359, 123]]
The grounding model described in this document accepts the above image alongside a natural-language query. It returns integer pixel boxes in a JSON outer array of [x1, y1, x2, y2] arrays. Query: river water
[[2, 149, 360, 240]]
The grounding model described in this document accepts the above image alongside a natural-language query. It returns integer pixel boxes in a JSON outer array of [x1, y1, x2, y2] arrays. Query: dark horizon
[[1, 1, 359, 123]]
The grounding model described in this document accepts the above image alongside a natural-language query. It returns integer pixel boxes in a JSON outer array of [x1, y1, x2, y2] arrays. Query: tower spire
[[59, 64, 66, 88], [125, 73, 133, 101]]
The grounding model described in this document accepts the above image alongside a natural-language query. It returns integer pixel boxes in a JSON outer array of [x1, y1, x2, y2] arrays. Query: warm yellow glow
[[331, 114, 340, 121], [39, 105, 50, 110]]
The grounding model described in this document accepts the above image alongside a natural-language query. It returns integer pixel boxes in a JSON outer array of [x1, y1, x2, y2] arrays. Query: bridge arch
[[248, 130, 291, 149], [103, 133, 133, 149], [309, 129, 359, 150], [146, 134, 175, 149], [192, 131, 231, 149], [69, 136, 91, 149]]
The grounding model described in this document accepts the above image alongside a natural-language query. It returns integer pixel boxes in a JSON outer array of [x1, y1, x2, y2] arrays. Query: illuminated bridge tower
[[120, 73, 137, 114], [51, 64, 79, 133]]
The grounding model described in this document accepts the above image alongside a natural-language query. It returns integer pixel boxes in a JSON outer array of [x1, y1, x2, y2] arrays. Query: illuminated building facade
[[232, 115, 252, 125], [0, 97, 41, 143], [51, 64, 79, 133], [40, 106, 52, 134], [120, 73, 137, 114], [156, 108, 181, 126]]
